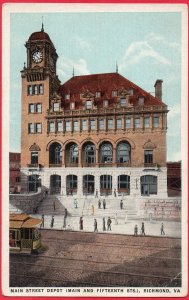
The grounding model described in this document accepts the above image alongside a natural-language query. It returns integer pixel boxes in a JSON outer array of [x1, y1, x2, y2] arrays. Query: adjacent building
[[9, 152, 21, 193], [20, 26, 169, 206]]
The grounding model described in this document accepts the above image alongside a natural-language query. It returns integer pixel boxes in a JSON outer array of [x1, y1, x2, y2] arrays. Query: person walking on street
[[95, 190, 98, 198], [94, 219, 98, 232], [50, 215, 54, 228], [40, 214, 44, 228], [63, 216, 66, 229], [53, 200, 56, 212], [141, 222, 145, 236], [124, 210, 128, 224], [114, 213, 118, 225], [120, 199, 123, 210], [98, 199, 101, 209], [74, 198, 78, 208], [107, 217, 112, 231], [103, 199, 106, 209], [79, 217, 83, 230], [114, 189, 116, 197], [134, 224, 138, 236], [103, 217, 106, 231], [64, 208, 68, 219], [91, 205, 95, 215], [161, 222, 165, 235]]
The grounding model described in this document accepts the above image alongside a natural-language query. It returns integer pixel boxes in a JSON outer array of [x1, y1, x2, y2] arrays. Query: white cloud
[[57, 55, 90, 82], [73, 35, 92, 51], [146, 32, 180, 50]]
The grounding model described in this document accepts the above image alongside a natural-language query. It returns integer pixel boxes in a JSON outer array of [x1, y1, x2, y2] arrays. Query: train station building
[[20, 26, 169, 209]]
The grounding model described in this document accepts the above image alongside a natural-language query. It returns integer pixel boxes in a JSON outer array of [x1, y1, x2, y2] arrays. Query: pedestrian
[[141, 222, 145, 236], [114, 189, 116, 197], [40, 214, 44, 228], [103, 198, 106, 209], [95, 189, 98, 198], [63, 216, 66, 229], [98, 199, 101, 209], [120, 199, 123, 210], [103, 217, 106, 231], [134, 224, 138, 236], [50, 216, 54, 228], [74, 198, 78, 208], [45, 189, 48, 196], [161, 222, 165, 235], [114, 213, 118, 225], [79, 217, 83, 230], [124, 210, 128, 224], [91, 205, 95, 215], [94, 219, 98, 232], [64, 208, 68, 218], [53, 200, 56, 211], [107, 217, 112, 231]]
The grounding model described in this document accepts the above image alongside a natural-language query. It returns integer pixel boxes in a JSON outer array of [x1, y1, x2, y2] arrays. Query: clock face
[[32, 51, 43, 63]]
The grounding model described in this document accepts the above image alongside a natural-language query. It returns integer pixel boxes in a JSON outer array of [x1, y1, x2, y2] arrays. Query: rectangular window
[[138, 97, 144, 106], [96, 91, 101, 98], [39, 84, 44, 94], [16, 177, 20, 183], [82, 120, 87, 130], [99, 119, 105, 130], [144, 117, 150, 128], [135, 118, 140, 128], [28, 85, 33, 95], [73, 120, 78, 131], [28, 123, 34, 133], [36, 123, 42, 133], [116, 118, 122, 129], [36, 103, 42, 113], [65, 94, 70, 100], [128, 89, 134, 96], [33, 85, 38, 95], [103, 100, 108, 107], [90, 119, 96, 130], [144, 150, 153, 164], [112, 90, 118, 97], [29, 104, 35, 113], [53, 103, 59, 112], [153, 116, 159, 128], [65, 121, 71, 131], [57, 121, 63, 132], [120, 98, 126, 107], [126, 118, 131, 129], [70, 102, 75, 109], [108, 119, 113, 129], [86, 100, 92, 109], [31, 152, 38, 165], [49, 122, 55, 133]]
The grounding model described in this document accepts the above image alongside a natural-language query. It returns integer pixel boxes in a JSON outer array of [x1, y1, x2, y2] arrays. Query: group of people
[[93, 217, 112, 232], [134, 222, 165, 236]]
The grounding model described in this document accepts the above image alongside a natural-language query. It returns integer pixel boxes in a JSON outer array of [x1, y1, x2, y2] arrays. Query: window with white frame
[[53, 103, 59, 112], [90, 119, 96, 130], [108, 119, 113, 129], [49, 122, 55, 133], [86, 100, 92, 109], [99, 119, 105, 130], [28, 123, 35, 133], [31, 152, 38, 165], [28, 85, 33, 95], [153, 116, 159, 128], [125, 117, 131, 129], [36, 103, 42, 113], [144, 117, 150, 128], [34, 85, 38, 95], [103, 100, 108, 107], [73, 120, 78, 131], [120, 98, 126, 107], [128, 88, 134, 96], [112, 90, 118, 97], [116, 118, 122, 129], [36, 123, 42, 133], [29, 104, 35, 113], [82, 120, 87, 130], [39, 84, 44, 94], [96, 91, 101, 98], [65, 120, 71, 131], [65, 94, 70, 100], [70, 102, 75, 110], [134, 118, 140, 128], [57, 121, 63, 132]]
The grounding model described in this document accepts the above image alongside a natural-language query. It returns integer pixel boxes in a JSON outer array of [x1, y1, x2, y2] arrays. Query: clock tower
[[20, 25, 60, 191]]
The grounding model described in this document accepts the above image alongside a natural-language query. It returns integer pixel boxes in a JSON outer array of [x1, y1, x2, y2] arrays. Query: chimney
[[154, 79, 163, 100]]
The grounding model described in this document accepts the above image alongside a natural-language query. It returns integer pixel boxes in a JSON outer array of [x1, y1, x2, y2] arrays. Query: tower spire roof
[[41, 16, 44, 32]]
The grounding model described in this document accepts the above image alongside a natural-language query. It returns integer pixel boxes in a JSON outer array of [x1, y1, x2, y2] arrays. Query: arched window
[[100, 143, 113, 163], [70, 144, 78, 164], [28, 175, 41, 193], [50, 175, 61, 194], [49, 142, 62, 165], [83, 175, 95, 195], [141, 175, 157, 196], [118, 175, 130, 194], [84, 144, 96, 164], [117, 142, 131, 163], [100, 175, 112, 195], [66, 175, 77, 195]]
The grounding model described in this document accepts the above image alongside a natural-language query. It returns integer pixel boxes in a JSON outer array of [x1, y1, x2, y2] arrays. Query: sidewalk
[[33, 213, 181, 238]]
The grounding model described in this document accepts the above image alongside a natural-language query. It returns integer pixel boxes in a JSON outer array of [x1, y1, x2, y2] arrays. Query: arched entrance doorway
[[83, 175, 95, 195], [100, 175, 112, 195], [28, 175, 41, 193], [50, 175, 61, 194], [66, 175, 77, 195], [118, 175, 130, 195]]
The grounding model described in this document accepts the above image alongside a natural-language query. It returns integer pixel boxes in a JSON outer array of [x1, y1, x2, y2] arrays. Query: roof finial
[[24, 62, 26, 69], [41, 16, 44, 32], [72, 67, 75, 77], [116, 61, 118, 73]]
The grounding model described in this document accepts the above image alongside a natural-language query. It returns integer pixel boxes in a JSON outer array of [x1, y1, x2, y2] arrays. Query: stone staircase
[[36, 195, 67, 216]]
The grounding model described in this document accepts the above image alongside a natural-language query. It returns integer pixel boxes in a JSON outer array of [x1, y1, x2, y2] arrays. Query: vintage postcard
[[2, 3, 188, 297]]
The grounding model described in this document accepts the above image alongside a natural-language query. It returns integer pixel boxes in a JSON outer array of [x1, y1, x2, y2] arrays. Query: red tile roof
[[59, 72, 165, 110], [28, 31, 52, 43]]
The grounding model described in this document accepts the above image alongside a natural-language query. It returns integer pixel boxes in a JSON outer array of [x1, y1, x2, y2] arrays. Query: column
[[96, 148, 99, 165], [113, 147, 116, 166], [62, 149, 65, 167], [78, 147, 82, 167], [95, 174, 100, 197], [77, 172, 83, 196]]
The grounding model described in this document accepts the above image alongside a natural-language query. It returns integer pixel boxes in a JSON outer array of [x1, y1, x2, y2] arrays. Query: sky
[[10, 10, 182, 161]]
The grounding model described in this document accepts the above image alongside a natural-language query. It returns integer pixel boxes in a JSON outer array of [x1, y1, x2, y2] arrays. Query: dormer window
[[120, 98, 126, 107], [138, 97, 144, 106], [128, 89, 134, 96], [96, 91, 101, 98], [86, 100, 92, 110], [103, 100, 108, 108], [70, 102, 75, 110], [65, 94, 70, 100], [112, 90, 118, 97], [53, 103, 59, 112]]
